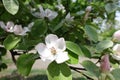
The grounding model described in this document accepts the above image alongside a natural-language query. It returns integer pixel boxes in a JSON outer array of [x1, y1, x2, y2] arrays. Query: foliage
[[0, 0, 120, 80]]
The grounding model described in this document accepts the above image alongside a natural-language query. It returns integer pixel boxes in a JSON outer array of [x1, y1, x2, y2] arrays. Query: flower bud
[[100, 54, 110, 73], [113, 30, 120, 42], [85, 6, 92, 12]]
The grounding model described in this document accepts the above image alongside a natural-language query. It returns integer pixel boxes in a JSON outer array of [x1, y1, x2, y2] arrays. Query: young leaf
[[2, 0, 19, 15], [85, 25, 98, 42], [96, 40, 113, 52], [3, 34, 21, 50], [47, 61, 72, 80], [81, 60, 100, 77], [111, 68, 120, 80], [16, 54, 37, 76], [66, 41, 83, 56], [67, 50, 79, 64], [31, 19, 47, 37], [105, 3, 117, 14]]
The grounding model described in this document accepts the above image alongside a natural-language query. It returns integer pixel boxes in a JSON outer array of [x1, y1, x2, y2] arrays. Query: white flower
[[56, 4, 66, 13], [0, 21, 14, 32], [33, 5, 58, 21], [85, 6, 92, 12], [0, 21, 34, 36], [113, 30, 120, 42], [35, 34, 69, 64], [65, 13, 74, 23], [112, 44, 120, 60]]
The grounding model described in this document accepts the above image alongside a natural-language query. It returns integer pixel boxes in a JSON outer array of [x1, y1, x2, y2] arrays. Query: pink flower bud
[[85, 6, 92, 12], [113, 30, 120, 42], [100, 54, 110, 73]]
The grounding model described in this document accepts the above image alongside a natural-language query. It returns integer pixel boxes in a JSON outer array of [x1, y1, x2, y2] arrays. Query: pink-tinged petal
[[45, 34, 58, 47], [6, 21, 14, 32], [0, 21, 6, 30], [55, 52, 69, 64], [39, 5, 45, 18], [13, 25, 23, 35], [55, 38, 66, 52], [113, 44, 120, 53], [112, 54, 120, 61], [35, 43, 52, 58], [113, 30, 120, 42]]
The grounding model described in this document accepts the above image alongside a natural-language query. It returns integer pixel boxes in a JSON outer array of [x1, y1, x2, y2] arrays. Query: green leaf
[[105, 3, 117, 14], [2, 0, 19, 15], [0, 47, 7, 56], [81, 71, 98, 80], [81, 60, 100, 77], [111, 68, 120, 80], [80, 46, 91, 58], [66, 41, 83, 56], [31, 19, 47, 37], [16, 54, 37, 76], [47, 61, 72, 80], [53, 20, 64, 32], [96, 40, 113, 52], [3, 35, 21, 50], [67, 50, 79, 64], [85, 25, 98, 42]]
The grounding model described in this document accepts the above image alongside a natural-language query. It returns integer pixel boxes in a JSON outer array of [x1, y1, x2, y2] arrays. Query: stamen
[[50, 47, 56, 55]]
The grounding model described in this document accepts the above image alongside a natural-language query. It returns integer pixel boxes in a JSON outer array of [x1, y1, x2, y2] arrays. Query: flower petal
[[55, 38, 66, 52], [112, 54, 120, 61], [55, 52, 69, 64], [35, 43, 52, 58], [113, 44, 120, 53], [13, 25, 23, 35], [45, 34, 58, 47], [6, 21, 14, 32], [0, 21, 6, 30]]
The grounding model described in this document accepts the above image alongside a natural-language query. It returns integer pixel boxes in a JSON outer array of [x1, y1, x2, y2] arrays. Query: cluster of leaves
[[0, 0, 120, 80]]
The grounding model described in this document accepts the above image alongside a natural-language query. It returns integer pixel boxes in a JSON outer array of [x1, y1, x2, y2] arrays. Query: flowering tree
[[0, 0, 120, 80]]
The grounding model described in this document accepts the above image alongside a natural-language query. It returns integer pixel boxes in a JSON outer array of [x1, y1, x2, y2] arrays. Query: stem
[[10, 50, 17, 65], [69, 65, 93, 80]]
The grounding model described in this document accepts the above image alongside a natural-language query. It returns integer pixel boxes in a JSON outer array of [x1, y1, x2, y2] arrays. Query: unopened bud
[[85, 6, 92, 12], [100, 54, 110, 73]]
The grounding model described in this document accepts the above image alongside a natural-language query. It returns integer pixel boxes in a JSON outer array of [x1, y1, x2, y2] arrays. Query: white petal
[[39, 5, 45, 18], [35, 43, 52, 58], [55, 52, 69, 64], [55, 38, 66, 52], [45, 9, 58, 21], [45, 34, 58, 47], [0, 21, 6, 30], [13, 25, 23, 35], [113, 44, 120, 52], [112, 54, 120, 61], [48, 12, 58, 21], [6, 21, 14, 32]]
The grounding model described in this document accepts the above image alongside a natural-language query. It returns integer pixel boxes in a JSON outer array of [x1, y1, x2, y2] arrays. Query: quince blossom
[[35, 34, 69, 64], [112, 44, 120, 60], [0, 21, 33, 36], [33, 5, 58, 21], [65, 13, 74, 23], [113, 30, 120, 42]]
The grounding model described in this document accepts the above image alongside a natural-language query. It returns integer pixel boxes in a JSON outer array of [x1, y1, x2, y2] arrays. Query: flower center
[[50, 47, 56, 55]]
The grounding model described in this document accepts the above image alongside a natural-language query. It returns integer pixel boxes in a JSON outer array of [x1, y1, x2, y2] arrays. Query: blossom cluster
[[112, 30, 120, 60], [35, 34, 69, 64], [0, 21, 34, 36]]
